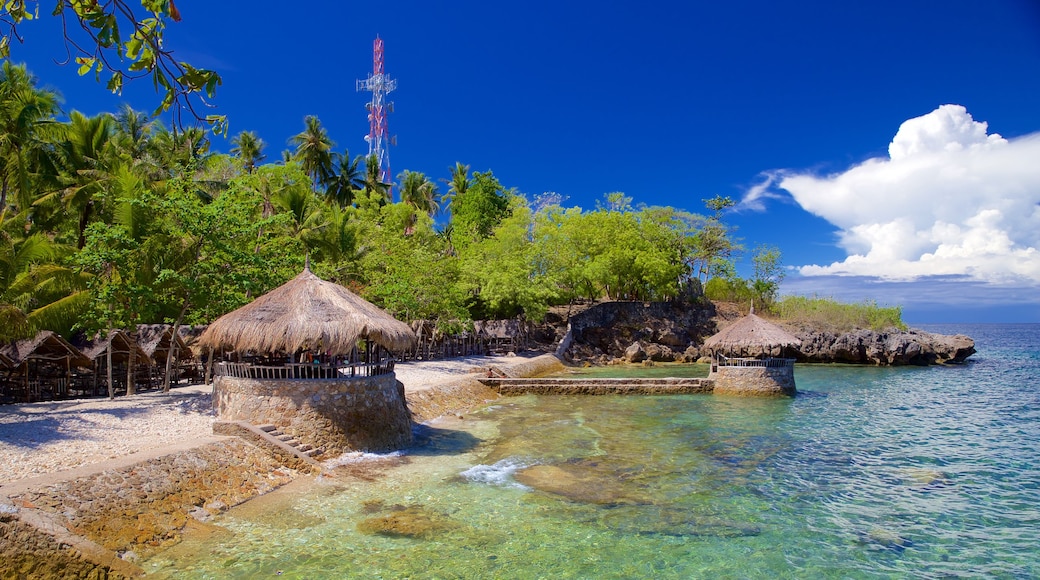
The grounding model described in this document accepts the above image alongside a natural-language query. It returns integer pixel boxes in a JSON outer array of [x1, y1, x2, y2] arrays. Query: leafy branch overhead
[[0, 0, 225, 134]]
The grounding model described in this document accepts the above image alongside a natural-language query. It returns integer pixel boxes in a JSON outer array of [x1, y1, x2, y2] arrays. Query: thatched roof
[[0, 331, 92, 368], [74, 330, 149, 365], [134, 325, 193, 363], [703, 311, 802, 354], [197, 267, 416, 356], [0, 350, 13, 369]]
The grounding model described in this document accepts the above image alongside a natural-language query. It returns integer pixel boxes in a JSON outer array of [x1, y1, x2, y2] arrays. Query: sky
[[9, 0, 1040, 323]]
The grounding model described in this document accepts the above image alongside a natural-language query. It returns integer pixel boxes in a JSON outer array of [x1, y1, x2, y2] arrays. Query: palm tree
[[363, 153, 390, 203], [113, 104, 154, 163], [398, 170, 440, 217], [325, 149, 364, 207], [440, 161, 470, 213], [38, 111, 118, 249], [290, 115, 334, 191], [0, 62, 61, 215], [230, 130, 266, 174]]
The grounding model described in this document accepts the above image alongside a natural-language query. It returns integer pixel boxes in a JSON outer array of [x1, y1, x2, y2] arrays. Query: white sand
[[0, 355, 517, 485]]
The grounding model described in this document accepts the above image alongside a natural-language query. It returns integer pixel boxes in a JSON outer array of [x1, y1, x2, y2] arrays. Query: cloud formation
[[763, 105, 1040, 285]]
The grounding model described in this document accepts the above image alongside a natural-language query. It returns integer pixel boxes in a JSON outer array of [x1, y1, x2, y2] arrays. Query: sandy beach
[[0, 355, 518, 485]]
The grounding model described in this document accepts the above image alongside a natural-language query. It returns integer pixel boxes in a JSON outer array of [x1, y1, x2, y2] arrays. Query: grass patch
[[774, 296, 907, 333]]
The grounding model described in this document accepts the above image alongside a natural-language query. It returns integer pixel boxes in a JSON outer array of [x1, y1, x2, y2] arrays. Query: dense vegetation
[[0, 62, 777, 342], [0, 62, 905, 343]]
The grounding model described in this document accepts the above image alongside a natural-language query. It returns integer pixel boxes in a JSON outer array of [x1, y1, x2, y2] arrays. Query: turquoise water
[[145, 324, 1040, 578]]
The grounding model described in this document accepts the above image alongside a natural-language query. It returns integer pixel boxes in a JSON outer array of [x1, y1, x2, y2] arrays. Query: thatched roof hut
[[134, 324, 193, 365], [197, 267, 416, 356], [0, 331, 91, 369], [703, 309, 802, 358], [75, 330, 149, 366]]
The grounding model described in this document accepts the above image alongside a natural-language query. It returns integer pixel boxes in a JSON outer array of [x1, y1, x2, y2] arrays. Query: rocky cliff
[[548, 300, 976, 366]]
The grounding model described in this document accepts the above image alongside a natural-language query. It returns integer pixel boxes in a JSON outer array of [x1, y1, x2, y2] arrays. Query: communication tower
[[356, 36, 397, 195]]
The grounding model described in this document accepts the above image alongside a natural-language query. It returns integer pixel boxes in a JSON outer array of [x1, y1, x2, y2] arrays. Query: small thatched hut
[[75, 330, 151, 397], [197, 266, 417, 455], [703, 308, 802, 397], [0, 331, 91, 402], [134, 324, 195, 387]]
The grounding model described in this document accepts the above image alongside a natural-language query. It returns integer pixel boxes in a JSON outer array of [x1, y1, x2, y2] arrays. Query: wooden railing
[[716, 356, 795, 368], [215, 360, 396, 380]]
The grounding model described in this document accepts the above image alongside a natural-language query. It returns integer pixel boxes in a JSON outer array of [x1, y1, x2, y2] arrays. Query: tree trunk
[[162, 299, 190, 393], [126, 344, 135, 396], [106, 340, 114, 399]]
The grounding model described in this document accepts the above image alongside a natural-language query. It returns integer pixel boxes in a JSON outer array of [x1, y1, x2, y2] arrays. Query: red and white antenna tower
[[356, 36, 397, 196]]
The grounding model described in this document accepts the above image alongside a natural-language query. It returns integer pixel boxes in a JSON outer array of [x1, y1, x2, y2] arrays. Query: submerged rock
[[514, 461, 651, 506], [357, 505, 458, 539], [856, 527, 913, 552]]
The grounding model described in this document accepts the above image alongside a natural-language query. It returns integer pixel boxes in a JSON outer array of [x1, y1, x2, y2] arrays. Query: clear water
[[145, 324, 1040, 579]]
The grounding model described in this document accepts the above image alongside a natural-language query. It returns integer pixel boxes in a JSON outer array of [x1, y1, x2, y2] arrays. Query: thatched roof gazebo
[[198, 267, 415, 362], [703, 309, 802, 358], [0, 331, 91, 402], [703, 308, 802, 397], [198, 266, 417, 455]]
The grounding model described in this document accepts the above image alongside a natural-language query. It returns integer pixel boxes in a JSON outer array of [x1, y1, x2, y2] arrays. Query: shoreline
[[0, 352, 563, 578]]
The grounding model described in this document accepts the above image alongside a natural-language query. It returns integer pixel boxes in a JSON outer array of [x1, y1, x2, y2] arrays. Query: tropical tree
[[448, 170, 510, 251], [398, 169, 440, 218], [363, 153, 390, 203], [290, 115, 334, 191], [36, 111, 118, 249], [693, 195, 739, 283], [0, 62, 60, 215], [440, 161, 470, 212], [230, 130, 266, 174], [1, 1, 226, 134], [325, 149, 364, 207]]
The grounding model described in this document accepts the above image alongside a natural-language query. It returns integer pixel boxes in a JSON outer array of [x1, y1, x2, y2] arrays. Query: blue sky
[[11, 0, 1040, 323]]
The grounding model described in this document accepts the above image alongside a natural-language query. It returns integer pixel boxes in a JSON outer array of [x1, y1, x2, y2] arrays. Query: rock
[[356, 505, 458, 539], [643, 343, 676, 362], [514, 461, 651, 506], [624, 342, 647, 363]]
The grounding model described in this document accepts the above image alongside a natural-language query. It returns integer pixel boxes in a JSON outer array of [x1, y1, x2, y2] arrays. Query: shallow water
[[145, 324, 1040, 578]]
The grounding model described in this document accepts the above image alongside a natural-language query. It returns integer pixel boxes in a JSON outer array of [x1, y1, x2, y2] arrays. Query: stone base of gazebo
[[213, 373, 412, 456], [709, 363, 796, 397]]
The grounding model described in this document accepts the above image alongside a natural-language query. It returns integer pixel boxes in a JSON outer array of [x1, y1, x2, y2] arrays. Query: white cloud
[[766, 105, 1040, 284]]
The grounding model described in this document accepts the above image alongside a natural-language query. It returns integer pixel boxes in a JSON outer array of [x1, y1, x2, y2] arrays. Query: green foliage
[[3, 61, 914, 344], [459, 196, 558, 320], [775, 295, 907, 332], [449, 170, 511, 251], [0, 0, 226, 134]]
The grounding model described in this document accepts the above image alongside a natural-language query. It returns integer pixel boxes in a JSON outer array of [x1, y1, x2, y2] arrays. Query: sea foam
[[460, 458, 532, 489]]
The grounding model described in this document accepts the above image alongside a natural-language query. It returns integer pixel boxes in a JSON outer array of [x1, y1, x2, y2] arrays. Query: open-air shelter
[[134, 324, 195, 388], [75, 330, 151, 397], [197, 266, 417, 455], [0, 331, 92, 402], [703, 308, 802, 396]]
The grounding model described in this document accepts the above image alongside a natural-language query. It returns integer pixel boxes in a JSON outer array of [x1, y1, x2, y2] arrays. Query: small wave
[[322, 450, 405, 469], [460, 458, 532, 489]]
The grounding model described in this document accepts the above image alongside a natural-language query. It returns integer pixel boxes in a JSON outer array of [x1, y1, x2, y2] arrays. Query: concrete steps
[[256, 424, 323, 458], [479, 377, 715, 395]]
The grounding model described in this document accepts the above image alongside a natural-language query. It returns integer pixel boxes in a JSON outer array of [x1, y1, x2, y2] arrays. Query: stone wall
[[711, 365, 796, 397], [0, 438, 304, 578], [213, 373, 411, 455]]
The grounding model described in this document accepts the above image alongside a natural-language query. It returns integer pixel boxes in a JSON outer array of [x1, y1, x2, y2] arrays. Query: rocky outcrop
[[555, 300, 716, 364], [792, 327, 975, 365], [551, 300, 976, 366]]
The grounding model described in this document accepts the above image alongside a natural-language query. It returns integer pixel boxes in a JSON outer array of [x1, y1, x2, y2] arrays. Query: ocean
[[145, 324, 1040, 578]]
